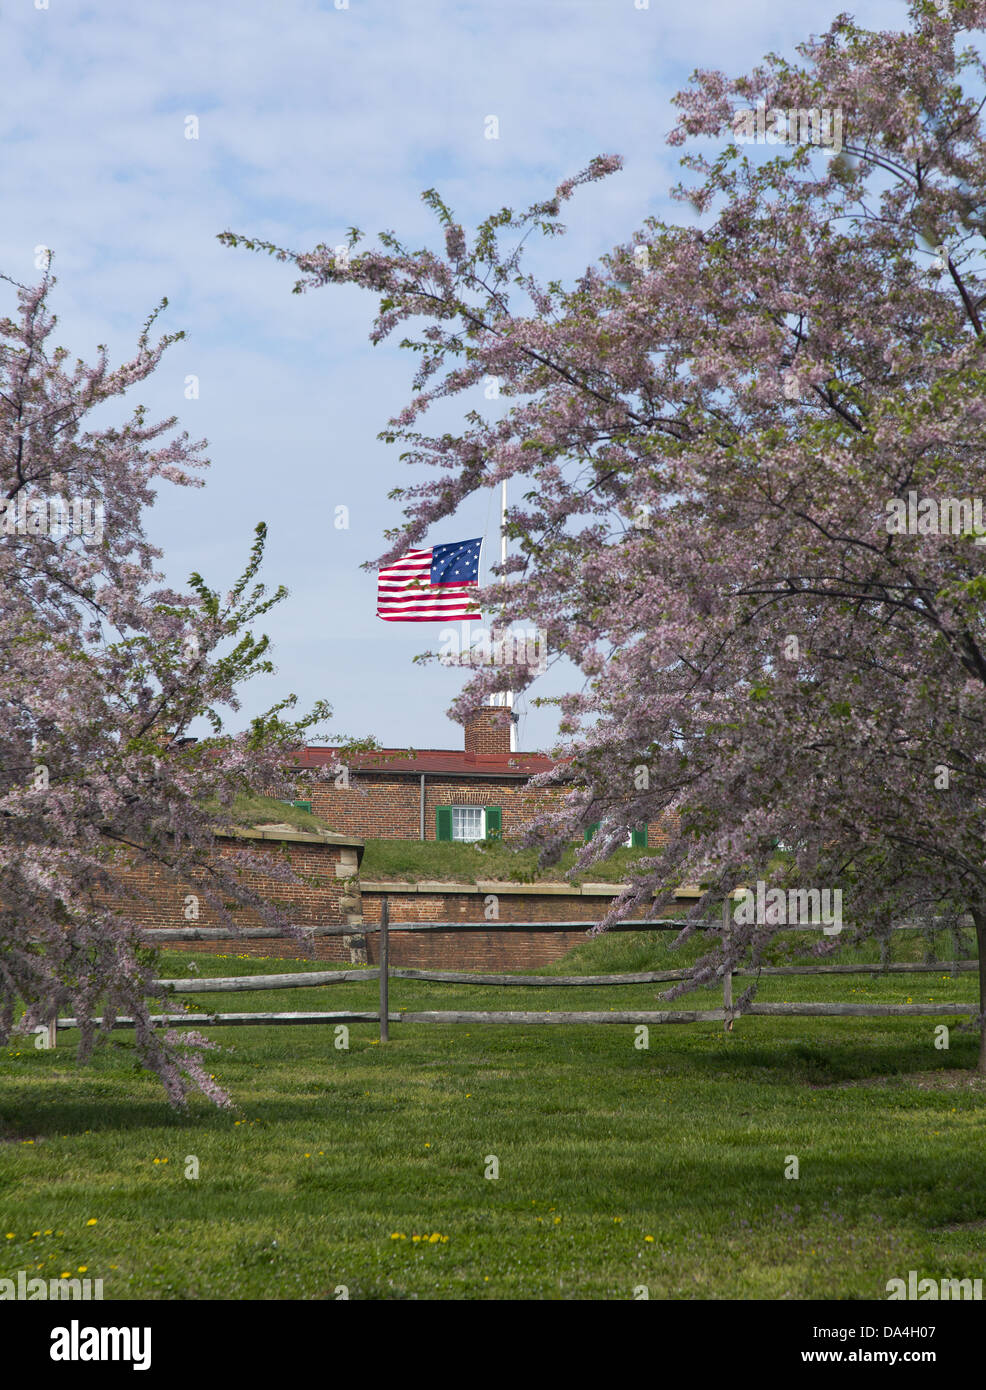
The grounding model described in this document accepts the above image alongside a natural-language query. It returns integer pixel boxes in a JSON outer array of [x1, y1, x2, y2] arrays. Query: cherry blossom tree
[[1, 266, 337, 1105], [224, 2, 986, 1068]]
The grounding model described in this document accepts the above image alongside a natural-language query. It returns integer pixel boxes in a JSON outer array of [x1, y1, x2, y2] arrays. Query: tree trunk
[[972, 907, 986, 1074]]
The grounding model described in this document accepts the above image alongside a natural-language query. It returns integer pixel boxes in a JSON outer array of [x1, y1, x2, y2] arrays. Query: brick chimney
[[464, 705, 513, 755]]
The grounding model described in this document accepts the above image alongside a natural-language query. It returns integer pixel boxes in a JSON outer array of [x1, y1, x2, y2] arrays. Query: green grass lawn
[[1, 929, 984, 1300], [204, 792, 331, 834], [200, 803, 662, 887], [358, 836, 663, 883]]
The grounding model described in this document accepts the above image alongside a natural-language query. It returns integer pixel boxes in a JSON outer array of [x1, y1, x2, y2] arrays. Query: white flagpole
[[497, 479, 516, 751], [500, 478, 508, 574]]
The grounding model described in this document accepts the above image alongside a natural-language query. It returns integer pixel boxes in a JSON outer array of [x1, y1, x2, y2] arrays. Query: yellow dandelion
[[86, 1219, 97, 1226], [77, 1266, 87, 1273], [60, 1271, 71, 1279], [644, 1236, 654, 1243]]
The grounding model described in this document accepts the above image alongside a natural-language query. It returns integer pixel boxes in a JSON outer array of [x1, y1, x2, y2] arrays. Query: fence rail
[[153, 958, 978, 995], [57, 1011, 379, 1030], [139, 917, 966, 940], [59, 1001, 974, 1032]]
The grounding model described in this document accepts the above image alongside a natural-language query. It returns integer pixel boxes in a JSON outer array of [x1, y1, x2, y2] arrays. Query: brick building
[[292, 706, 653, 848]]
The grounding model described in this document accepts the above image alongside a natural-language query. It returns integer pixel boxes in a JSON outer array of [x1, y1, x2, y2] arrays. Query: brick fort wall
[[108, 831, 360, 964]]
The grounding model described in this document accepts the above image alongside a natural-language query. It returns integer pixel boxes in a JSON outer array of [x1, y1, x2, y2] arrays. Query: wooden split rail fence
[[49, 899, 980, 1042]]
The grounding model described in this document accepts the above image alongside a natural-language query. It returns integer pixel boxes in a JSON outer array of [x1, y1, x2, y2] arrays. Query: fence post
[[47, 1013, 57, 1050], [722, 897, 733, 1032], [379, 896, 390, 1043]]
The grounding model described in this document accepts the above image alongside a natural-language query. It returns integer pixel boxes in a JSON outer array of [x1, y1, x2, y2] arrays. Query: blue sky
[[4, 0, 902, 752]]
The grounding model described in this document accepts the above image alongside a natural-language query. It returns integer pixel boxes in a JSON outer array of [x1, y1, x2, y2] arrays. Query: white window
[[451, 806, 485, 842]]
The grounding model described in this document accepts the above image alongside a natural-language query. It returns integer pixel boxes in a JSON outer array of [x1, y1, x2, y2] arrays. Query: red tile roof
[[293, 746, 555, 777]]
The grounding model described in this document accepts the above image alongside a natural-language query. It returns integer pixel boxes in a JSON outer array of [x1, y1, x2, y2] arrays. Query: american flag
[[376, 538, 483, 622]]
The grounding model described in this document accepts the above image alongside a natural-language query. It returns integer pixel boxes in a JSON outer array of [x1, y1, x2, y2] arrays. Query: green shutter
[[631, 825, 648, 848], [287, 799, 312, 814], [485, 806, 502, 840], [436, 806, 453, 841], [584, 821, 601, 842]]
